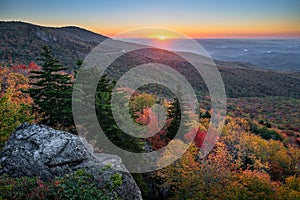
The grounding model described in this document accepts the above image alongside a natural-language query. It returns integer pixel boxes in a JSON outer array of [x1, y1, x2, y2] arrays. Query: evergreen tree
[[167, 86, 192, 140], [167, 97, 181, 140], [202, 110, 211, 119], [95, 75, 144, 153], [27, 46, 73, 128]]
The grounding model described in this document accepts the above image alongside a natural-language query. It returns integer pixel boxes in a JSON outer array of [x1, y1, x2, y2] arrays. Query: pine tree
[[167, 97, 181, 140], [27, 46, 73, 128], [95, 76, 144, 153], [202, 110, 211, 119], [167, 86, 192, 140]]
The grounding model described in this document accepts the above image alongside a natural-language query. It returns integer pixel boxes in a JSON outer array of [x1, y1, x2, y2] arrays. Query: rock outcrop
[[0, 123, 142, 200]]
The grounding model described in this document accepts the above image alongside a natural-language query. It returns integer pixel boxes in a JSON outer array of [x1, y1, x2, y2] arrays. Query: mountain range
[[198, 39, 300, 72], [0, 21, 107, 69], [0, 21, 299, 98]]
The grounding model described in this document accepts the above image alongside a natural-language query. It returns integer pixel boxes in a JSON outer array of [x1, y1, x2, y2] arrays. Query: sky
[[0, 0, 300, 38]]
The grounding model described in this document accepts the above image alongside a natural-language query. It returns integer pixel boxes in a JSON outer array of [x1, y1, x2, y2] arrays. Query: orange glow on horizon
[[90, 19, 300, 39], [30, 20, 300, 39], [94, 28, 300, 39]]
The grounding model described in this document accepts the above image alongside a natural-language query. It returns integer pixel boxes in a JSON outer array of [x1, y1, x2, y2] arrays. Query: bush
[[0, 90, 33, 149], [277, 176, 300, 200], [225, 170, 276, 200], [0, 170, 114, 200], [265, 122, 272, 128], [250, 123, 282, 141]]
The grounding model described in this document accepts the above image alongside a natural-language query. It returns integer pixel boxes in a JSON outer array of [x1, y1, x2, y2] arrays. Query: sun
[[159, 35, 166, 40]]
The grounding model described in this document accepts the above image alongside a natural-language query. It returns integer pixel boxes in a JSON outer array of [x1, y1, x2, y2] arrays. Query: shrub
[[0, 90, 33, 149], [109, 173, 123, 190], [250, 123, 282, 141], [277, 176, 300, 200], [0, 170, 114, 200], [225, 170, 276, 200]]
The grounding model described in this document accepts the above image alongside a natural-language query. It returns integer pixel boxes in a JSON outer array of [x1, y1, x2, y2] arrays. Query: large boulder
[[0, 123, 142, 200]]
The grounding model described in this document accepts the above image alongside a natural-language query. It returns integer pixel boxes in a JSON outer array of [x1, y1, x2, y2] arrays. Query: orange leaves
[[0, 64, 35, 148], [0, 68, 32, 104], [153, 114, 300, 199], [135, 107, 170, 150], [135, 108, 153, 127], [0, 62, 41, 104], [147, 130, 169, 151], [10, 62, 41, 76]]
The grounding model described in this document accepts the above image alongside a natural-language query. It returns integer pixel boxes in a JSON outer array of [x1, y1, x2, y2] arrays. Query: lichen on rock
[[0, 123, 142, 200]]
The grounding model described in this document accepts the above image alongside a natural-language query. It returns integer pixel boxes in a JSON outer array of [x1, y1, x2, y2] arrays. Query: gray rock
[[0, 123, 142, 200]]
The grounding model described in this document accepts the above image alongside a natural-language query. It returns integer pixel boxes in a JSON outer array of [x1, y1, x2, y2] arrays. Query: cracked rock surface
[[0, 123, 142, 200]]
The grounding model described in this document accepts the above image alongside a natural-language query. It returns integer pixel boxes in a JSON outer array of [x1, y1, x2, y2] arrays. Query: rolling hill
[[0, 21, 299, 98], [0, 21, 107, 70]]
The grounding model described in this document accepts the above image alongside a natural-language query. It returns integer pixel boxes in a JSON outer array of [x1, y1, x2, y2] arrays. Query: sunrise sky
[[1, 0, 299, 38]]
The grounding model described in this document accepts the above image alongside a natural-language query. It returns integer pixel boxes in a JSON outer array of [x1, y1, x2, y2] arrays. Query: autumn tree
[[135, 107, 171, 151], [156, 141, 233, 199], [0, 66, 34, 149], [0, 66, 33, 104], [0, 90, 33, 149], [277, 176, 300, 199], [130, 93, 155, 113]]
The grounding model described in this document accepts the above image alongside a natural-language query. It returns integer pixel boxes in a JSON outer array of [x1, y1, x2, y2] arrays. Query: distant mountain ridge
[[0, 21, 107, 69], [0, 21, 299, 98], [198, 39, 300, 72]]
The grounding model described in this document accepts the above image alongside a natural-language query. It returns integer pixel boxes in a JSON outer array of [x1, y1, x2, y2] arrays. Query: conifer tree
[[95, 76, 144, 153], [167, 86, 192, 140], [167, 97, 181, 140], [27, 46, 73, 127]]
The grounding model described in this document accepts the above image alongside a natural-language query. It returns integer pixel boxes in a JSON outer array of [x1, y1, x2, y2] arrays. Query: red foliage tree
[[184, 127, 207, 148], [10, 62, 41, 76], [135, 107, 170, 150]]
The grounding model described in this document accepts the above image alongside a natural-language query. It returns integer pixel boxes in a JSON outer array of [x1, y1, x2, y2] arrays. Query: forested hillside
[[1, 22, 299, 98], [0, 21, 106, 69], [0, 22, 299, 199]]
